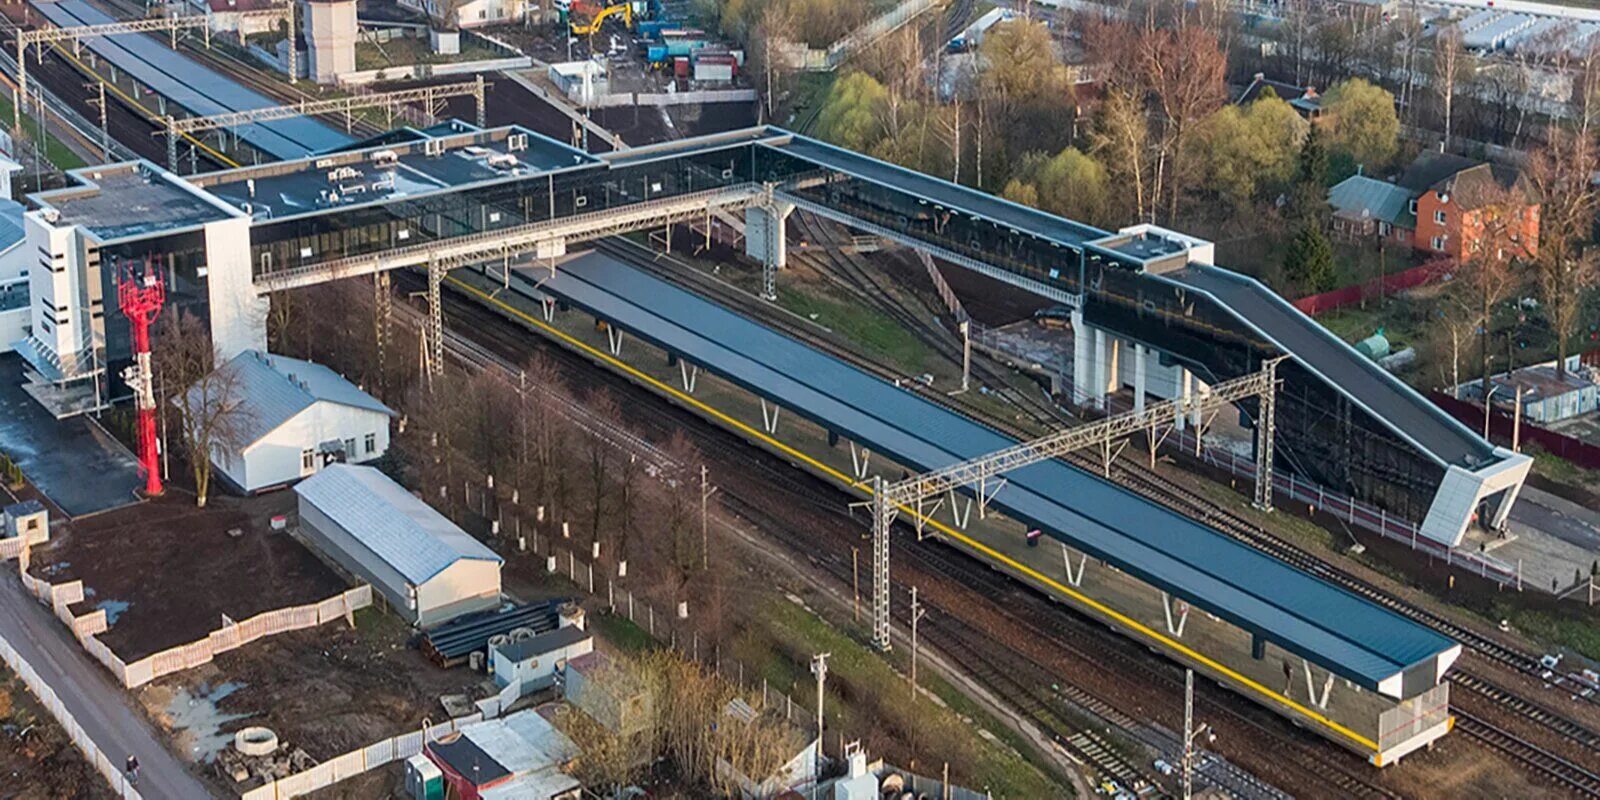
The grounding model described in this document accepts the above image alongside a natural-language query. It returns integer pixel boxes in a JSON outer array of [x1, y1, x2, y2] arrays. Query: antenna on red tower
[[119, 258, 165, 497]]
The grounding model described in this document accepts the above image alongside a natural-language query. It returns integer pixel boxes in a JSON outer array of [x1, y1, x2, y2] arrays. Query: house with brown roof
[[1327, 152, 1539, 263], [1400, 152, 1539, 263]]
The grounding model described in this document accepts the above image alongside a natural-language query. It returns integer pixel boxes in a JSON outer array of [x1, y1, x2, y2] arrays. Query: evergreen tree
[[1288, 124, 1329, 222], [1284, 222, 1336, 294]]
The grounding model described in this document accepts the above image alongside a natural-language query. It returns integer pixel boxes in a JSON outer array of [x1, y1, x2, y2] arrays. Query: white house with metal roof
[[200, 350, 396, 493], [295, 463, 503, 627]]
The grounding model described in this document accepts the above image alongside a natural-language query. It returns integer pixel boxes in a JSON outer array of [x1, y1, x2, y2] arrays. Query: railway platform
[[447, 251, 1458, 766]]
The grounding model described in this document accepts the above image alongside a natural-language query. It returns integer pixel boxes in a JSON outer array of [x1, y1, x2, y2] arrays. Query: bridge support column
[[746, 202, 793, 301], [1133, 344, 1147, 416], [206, 218, 268, 361], [374, 271, 392, 394], [1071, 310, 1091, 407]]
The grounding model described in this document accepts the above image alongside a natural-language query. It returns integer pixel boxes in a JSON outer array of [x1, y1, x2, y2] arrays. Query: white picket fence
[[240, 713, 487, 800], [8, 546, 374, 689], [0, 632, 144, 798]]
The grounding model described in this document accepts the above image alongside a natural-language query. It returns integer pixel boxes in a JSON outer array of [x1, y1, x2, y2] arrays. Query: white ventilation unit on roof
[[371, 149, 399, 168], [424, 139, 446, 158], [507, 133, 528, 152], [487, 153, 518, 169], [315, 158, 337, 169]]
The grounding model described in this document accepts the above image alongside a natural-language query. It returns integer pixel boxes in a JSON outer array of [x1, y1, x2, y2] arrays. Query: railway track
[[1456, 711, 1600, 798], [605, 225, 1600, 773]]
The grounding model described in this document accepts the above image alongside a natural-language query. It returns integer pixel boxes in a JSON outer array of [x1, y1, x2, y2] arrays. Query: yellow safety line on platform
[[49, 44, 240, 168], [448, 274, 1384, 755]]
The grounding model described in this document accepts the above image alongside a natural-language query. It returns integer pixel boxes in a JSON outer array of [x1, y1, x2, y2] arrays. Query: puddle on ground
[[165, 681, 253, 762], [95, 599, 130, 625]]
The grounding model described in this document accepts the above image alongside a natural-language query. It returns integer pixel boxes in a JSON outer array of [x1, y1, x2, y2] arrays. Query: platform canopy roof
[[528, 251, 1463, 698]]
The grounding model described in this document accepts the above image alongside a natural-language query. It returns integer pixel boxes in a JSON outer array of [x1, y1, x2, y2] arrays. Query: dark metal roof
[[35, 0, 352, 160], [528, 251, 1459, 692], [767, 134, 1108, 248], [1163, 266, 1498, 469], [493, 625, 592, 663]]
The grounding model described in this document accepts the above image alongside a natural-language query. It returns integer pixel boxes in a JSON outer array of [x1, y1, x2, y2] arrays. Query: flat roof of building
[[37, 163, 235, 240], [190, 125, 597, 221], [525, 250, 1462, 696]]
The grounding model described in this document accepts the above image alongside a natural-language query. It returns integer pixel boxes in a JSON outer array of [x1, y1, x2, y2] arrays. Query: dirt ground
[[26, 491, 349, 661], [0, 666, 115, 800], [141, 608, 484, 795]]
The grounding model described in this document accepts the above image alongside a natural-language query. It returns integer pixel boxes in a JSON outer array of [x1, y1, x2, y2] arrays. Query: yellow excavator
[[570, 3, 633, 37]]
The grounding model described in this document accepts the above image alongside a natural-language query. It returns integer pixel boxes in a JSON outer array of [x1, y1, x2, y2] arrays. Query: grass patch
[[593, 611, 655, 654], [354, 36, 502, 70], [0, 93, 86, 172], [1490, 602, 1600, 663], [1527, 443, 1600, 490], [784, 71, 837, 133], [746, 595, 1067, 798], [779, 285, 933, 374]]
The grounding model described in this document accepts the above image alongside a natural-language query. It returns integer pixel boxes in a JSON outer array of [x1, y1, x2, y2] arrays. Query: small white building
[[491, 614, 593, 694], [200, 350, 395, 493], [295, 464, 503, 627], [548, 61, 608, 105]]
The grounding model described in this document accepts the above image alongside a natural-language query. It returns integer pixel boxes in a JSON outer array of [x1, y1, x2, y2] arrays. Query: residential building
[[1327, 152, 1539, 263], [295, 464, 504, 627], [1400, 152, 1539, 264], [399, 0, 531, 28], [1237, 73, 1323, 118], [195, 350, 395, 493]]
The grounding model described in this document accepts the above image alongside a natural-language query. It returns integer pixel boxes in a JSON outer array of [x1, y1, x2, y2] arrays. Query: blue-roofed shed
[[295, 464, 503, 627]]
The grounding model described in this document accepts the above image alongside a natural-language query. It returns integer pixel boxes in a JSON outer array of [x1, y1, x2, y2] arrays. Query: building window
[[1432, 236, 1446, 250], [1434, 210, 1446, 224], [301, 449, 316, 472], [364, 433, 377, 454], [1378, 221, 1392, 236], [1409, 198, 1418, 214], [345, 438, 357, 457]]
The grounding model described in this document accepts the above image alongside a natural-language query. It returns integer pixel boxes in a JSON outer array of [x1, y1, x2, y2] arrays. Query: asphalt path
[[0, 570, 215, 798]]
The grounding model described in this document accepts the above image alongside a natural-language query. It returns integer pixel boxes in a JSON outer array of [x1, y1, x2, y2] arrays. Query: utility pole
[[85, 81, 109, 162], [959, 320, 971, 392], [810, 652, 830, 800], [852, 547, 860, 623], [701, 464, 717, 570], [1513, 385, 1523, 453], [910, 586, 927, 700], [1182, 669, 1210, 800]]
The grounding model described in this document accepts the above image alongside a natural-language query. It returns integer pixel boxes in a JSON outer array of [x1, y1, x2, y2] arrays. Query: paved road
[[1510, 486, 1600, 553], [0, 571, 216, 799]]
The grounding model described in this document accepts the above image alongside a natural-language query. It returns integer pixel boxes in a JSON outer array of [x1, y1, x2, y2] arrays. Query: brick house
[[1328, 152, 1539, 263]]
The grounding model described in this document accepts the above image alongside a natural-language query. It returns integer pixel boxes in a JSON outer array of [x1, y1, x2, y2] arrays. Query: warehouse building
[[295, 464, 502, 627], [203, 350, 396, 493]]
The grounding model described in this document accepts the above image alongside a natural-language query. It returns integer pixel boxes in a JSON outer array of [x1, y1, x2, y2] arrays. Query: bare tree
[[585, 388, 622, 545], [1139, 24, 1227, 222], [1527, 128, 1600, 376], [1451, 181, 1528, 392], [1433, 26, 1471, 147], [158, 310, 251, 508]]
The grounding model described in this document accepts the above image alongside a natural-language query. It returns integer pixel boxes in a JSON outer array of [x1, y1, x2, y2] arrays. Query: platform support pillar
[[679, 361, 699, 393], [870, 476, 893, 652], [1161, 592, 1190, 637], [1253, 358, 1278, 512], [760, 398, 781, 434], [427, 257, 444, 382], [1302, 660, 1335, 709], [849, 441, 871, 481], [1062, 544, 1086, 587]]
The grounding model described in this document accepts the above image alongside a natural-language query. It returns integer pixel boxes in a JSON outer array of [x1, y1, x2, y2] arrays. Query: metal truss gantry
[[160, 77, 486, 171], [864, 358, 1283, 651], [16, 6, 296, 131]]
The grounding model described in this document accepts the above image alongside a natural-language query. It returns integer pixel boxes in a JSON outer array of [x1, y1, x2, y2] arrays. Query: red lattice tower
[[118, 259, 165, 497]]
